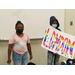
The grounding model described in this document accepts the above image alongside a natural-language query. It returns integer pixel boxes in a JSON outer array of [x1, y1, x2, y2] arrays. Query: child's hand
[[53, 53, 58, 55], [30, 55, 33, 60], [7, 58, 11, 64]]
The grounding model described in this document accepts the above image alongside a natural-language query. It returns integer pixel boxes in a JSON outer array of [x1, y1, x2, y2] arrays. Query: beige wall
[[1, 9, 75, 65], [65, 9, 75, 36]]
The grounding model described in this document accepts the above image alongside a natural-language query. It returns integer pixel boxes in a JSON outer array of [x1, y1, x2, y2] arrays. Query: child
[[7, 21, 33, 65], [47, 16, 61, 65]]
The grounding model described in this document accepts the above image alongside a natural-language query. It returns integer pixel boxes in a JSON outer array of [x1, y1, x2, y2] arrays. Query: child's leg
[[47, 51, 54, 65], [21, 52, 28, 65], [12, 51, 21, 65], [54, 54, 60, 65]]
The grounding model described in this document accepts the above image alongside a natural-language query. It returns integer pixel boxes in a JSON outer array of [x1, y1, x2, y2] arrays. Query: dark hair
[[15, 21, 24, 27], [27, 62, 36, 65]]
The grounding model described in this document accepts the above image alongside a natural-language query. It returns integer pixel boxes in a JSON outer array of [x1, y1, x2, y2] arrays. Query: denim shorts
[[12, 50, 28, 65]]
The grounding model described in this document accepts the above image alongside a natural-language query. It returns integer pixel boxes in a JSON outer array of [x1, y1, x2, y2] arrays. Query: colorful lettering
[[42, 28, 75, 58]]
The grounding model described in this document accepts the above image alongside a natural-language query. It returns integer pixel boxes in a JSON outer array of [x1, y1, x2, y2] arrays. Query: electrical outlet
[[70, 21, 73, 26]]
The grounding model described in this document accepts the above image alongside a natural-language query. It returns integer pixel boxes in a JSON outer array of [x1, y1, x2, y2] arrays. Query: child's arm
[[7, 44, 13, 64], [27, 43, 33, 60]]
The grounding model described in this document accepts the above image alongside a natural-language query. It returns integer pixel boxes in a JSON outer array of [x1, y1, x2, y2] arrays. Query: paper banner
[[41, 26, 75, 59]]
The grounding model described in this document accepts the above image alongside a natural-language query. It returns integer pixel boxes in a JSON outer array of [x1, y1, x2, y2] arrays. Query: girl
[[7, 21, 33, 65], [48, 16, 61, 65]]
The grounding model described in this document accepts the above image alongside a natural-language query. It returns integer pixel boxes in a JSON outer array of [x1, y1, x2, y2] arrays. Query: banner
[[41, 26, 75, 59]]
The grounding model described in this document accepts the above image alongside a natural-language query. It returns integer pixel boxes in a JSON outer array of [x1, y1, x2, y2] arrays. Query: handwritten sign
[[41, 26, 75, 59]]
